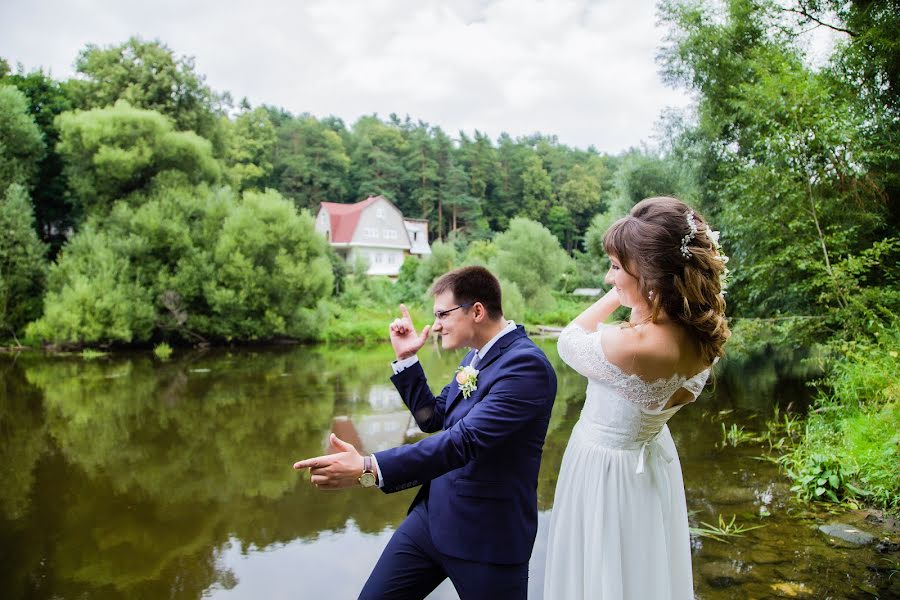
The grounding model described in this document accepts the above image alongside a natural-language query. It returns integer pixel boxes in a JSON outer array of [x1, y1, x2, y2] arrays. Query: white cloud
[[0, 0, 691, 152]]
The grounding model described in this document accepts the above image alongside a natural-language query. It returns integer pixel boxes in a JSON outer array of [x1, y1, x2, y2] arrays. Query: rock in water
[[817, 523, 876, 546]]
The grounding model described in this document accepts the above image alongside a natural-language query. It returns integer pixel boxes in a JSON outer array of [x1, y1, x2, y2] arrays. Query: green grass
[[319, 301, 433, 344], [523, 293, 595, 327], [783, 325, 900, 510]]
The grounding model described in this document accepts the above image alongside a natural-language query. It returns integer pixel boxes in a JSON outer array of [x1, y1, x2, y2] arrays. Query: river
[[0, 339, 895, 598]]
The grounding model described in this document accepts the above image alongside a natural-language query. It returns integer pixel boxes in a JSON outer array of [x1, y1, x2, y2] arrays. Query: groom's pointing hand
[[389, 303, 431, 360], [293, 434, 364, 489]]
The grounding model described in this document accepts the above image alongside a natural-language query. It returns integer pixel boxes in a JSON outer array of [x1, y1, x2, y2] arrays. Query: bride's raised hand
[[389, 304, 431, 360]]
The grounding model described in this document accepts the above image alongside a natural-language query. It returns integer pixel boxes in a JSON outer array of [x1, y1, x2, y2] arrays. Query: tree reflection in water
[[2, 342, 893, 600]]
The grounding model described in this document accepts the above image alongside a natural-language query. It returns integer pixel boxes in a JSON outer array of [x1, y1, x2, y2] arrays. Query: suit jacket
[[374, 325, 557, 565]]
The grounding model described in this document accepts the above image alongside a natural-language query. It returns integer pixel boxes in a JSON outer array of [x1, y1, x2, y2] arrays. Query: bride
[[543, 196, 731, 599]]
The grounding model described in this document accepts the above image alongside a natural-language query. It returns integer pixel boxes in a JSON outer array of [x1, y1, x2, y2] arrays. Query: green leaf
[[844, 482, 872, 497]]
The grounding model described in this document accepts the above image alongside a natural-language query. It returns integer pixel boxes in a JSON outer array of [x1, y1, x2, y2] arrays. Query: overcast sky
[[1, 0, 693, 153]]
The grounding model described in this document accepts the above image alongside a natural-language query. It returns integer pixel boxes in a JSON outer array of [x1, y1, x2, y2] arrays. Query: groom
[[293, 266, 557, 599]]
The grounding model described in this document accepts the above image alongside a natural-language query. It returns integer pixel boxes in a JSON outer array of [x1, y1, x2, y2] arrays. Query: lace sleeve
[[557, 322, 623, 384]]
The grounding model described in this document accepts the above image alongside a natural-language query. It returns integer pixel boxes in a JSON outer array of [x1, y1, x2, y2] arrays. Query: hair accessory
[[647, 289, 654, 301], [680, 211, 698, 259], [707, 228, 731, 297]]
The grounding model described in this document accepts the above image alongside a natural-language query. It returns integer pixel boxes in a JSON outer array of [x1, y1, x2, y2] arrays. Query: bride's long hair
[[603, 196, 730, 364]]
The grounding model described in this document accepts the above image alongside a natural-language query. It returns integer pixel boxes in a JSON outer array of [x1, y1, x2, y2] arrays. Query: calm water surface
[[0, 340, 896, 599]]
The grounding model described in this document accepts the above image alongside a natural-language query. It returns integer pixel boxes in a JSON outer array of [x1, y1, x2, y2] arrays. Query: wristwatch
[[358, 455, 377, 488]]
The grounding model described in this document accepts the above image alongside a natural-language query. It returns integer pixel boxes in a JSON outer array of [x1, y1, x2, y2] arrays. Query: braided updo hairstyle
[[603, 196, 731, 364]]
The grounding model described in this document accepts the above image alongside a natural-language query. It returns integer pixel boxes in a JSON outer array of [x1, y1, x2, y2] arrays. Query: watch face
[[359, 472, 377, 487]]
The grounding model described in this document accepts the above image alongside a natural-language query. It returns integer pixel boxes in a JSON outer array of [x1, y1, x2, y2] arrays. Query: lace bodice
[[558, 322, 712, 452]]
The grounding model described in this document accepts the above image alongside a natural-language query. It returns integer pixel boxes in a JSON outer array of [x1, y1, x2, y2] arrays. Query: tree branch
[[782, 6, 858, 37]]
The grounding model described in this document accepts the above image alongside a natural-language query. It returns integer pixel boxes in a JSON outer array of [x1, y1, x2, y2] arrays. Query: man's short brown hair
[[430, 266, 504, 321]]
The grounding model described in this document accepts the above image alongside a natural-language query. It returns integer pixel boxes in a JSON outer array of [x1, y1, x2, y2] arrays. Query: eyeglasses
[[433, 303, 474, 320]]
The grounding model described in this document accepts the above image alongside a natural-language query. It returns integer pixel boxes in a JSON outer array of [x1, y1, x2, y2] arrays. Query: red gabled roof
[[319, 196, 382, 243]]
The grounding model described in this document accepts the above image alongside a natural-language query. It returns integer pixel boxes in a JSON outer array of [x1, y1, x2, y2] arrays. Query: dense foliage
[[659, 0, 898, 508], [26, 185, 331, 345]]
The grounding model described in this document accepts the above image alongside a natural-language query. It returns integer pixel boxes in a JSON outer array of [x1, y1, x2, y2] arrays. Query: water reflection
[[0, 343, 895, 599]]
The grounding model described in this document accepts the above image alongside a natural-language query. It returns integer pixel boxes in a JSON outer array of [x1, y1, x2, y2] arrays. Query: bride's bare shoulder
[[600, 322, 699, 381]]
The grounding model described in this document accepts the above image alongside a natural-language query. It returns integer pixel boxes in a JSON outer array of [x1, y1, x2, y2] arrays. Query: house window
[[376, 207, 385, 220], [384, 229, 398, 239], [364, 227, 380, 238], [412, 231, 418, 241]]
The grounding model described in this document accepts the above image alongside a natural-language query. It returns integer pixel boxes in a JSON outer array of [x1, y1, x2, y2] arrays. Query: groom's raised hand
[[389, 304, 431, 360]]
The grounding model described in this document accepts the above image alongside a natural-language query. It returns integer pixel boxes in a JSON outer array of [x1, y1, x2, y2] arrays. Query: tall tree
[[349, 116, 408, 205], [0, 184, 47, 340], [0, 68, 74, 251], [0, 85, 44, 194], [223, 106, 276, 192], [402, 122, 441, 221], [456, 131, 496, 226], [494, 133, 529, 229], [520, 153, 553, 221], [785, 0, 900, 227], [56, 101, 220, 217], [273, 115, 350, 210], [443, 163, 481, 235], [660, 0, 891, 328], [69, 37, 226, 151], [431, 127, 455, 240]]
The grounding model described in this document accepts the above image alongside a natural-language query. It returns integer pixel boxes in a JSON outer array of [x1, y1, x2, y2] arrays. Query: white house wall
[[314, 208, 331, 240], [351, 199, 412, 249], [404, 220, 431, 255], [348, 247, 406, 276]]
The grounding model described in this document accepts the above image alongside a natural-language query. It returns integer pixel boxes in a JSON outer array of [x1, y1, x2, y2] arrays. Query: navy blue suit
[[362, 325, 556, 599]]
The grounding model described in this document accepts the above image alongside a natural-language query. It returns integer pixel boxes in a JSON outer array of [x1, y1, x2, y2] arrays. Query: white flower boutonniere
[[455, 365, 479, 398]]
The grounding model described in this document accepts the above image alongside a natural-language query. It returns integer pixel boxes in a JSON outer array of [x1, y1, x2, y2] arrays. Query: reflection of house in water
[[331, 385, 426, 454]]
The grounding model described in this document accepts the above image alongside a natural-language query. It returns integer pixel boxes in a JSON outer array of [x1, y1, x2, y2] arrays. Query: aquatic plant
[[690, 514, 766, 543]]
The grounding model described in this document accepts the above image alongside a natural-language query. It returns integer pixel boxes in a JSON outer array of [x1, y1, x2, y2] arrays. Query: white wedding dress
[[543, 323, 712, 599]]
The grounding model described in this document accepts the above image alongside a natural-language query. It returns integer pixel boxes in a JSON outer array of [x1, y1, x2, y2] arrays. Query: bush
[[491, 218, 572, 312], [28, 184, 333, 345], [27, 226, 155, 344], [784, 325, 900, 509], [525, 293, 594, 326], [498, 279, 525, 323], [415, 241, 458, 294]]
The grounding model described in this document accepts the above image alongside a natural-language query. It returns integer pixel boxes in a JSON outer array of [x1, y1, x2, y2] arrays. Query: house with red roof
[[315, 196, 432, 276]]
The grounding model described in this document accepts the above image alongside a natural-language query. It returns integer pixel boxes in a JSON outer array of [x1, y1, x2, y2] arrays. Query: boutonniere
[[455, 365, 479, 398]]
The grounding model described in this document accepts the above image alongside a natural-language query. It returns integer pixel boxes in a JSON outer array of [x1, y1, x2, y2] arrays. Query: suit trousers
[[358, 503, 528, 600]]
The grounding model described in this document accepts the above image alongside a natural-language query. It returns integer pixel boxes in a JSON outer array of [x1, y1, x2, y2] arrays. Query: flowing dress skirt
[[543, 421, 694, 599]]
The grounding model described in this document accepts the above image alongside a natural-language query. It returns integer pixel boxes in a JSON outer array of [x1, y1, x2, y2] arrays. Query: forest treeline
[[0, 0, 896, 505]]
